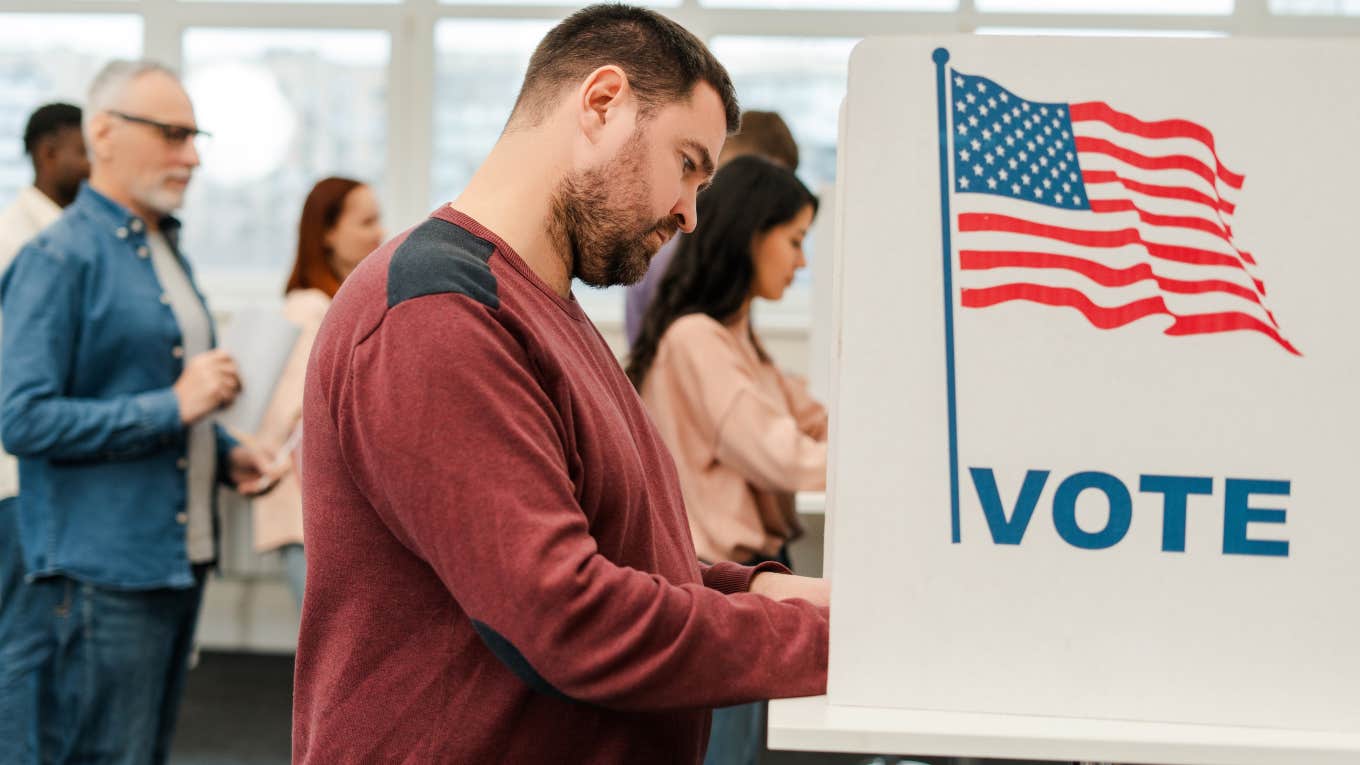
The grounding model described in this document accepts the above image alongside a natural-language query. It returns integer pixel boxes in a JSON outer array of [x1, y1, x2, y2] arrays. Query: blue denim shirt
[[0, 184, 238, 590]]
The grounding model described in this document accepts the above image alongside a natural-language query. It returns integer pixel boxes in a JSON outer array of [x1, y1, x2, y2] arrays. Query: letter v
[[968, 468, 1050, 545]]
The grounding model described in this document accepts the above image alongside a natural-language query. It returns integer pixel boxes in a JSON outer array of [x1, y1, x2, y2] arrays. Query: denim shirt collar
[[74, 182, 182, 248]]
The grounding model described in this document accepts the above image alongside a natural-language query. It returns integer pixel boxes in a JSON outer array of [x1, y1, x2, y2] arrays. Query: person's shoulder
[[0, 201, 27, 267], [385, 215, 499, 313], [5, 211, 90, 272], [0, 194, 25, 229], [657, 313, 740, 362], [662, 313, 729, 345], [283, 288, 332, 323]]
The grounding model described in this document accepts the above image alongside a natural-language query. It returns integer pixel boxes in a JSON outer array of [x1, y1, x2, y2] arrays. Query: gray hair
[[84, 59, 180, 136]]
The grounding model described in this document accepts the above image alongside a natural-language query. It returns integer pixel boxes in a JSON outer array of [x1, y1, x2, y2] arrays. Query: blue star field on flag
[[951, 70, 1091, 212]]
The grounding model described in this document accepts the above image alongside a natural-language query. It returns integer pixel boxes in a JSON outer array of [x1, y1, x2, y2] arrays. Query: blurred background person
[[626, 155, 827, 765], [0, 99, 90, 765], [0, 60, 273, 765], [0, 102, 89, 261], [252, 176, 384, 608], [624, 110, 800, 348]]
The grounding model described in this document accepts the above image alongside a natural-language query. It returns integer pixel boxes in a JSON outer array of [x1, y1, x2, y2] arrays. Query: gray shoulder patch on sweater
[[387, 217, 498, 310]]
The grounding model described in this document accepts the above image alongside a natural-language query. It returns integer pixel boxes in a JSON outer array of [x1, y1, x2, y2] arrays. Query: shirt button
[[137, 246, 149, 259], [171, 345, 184, 359], [176, 512, 188, 525], [176, 457, 188, 470], [115, 227, 128, 239], [130, 219, 144, 233], [160, 294, 171, 305]]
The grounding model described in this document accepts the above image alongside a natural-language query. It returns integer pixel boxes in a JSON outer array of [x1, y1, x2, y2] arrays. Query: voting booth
[[772, 34, 1360, 764]]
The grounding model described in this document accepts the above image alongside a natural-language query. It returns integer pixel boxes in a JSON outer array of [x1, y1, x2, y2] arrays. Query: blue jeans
[[704, 701, 764, 765], [279, 543, 306, 611], [0, 564, 206, 765], [0, 496, 39, 759], [699, 546, 788, 765]]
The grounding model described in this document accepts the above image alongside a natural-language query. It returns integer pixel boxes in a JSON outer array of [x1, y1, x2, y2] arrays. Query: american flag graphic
[[948, 68, 1299, 355]]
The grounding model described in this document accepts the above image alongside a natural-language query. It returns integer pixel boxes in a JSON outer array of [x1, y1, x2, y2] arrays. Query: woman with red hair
[[253, 177, 384, 608]]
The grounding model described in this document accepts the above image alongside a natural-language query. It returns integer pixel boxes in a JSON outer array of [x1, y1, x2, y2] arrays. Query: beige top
[[0, 187, 63, 498], [640, 313, 828, 564], [251, 288, 331, 551]]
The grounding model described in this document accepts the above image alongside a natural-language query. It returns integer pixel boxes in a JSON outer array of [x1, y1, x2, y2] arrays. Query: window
[[430, 19, 554, 208], [179, 28, 389, 300], [700, 0, 953, 9], [181, 0, 397, 3], [975, 27, 1228, 36], [441, 0, 679, 6], [710, 35, 856, 301], [1269, 0, 1360, 13], [710, 36, 857, 197], [0, 13, 142, 205], [975, 0, 1233, 12]]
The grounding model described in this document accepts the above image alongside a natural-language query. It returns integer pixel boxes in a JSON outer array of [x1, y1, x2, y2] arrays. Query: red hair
[[285, 176, 364, 298]]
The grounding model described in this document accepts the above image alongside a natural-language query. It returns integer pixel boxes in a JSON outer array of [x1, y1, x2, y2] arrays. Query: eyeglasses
[[109, 111, 212, 146]]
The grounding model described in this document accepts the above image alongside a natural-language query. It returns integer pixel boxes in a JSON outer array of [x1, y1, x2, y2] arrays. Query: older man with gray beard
[[0, 60, 274, 764]]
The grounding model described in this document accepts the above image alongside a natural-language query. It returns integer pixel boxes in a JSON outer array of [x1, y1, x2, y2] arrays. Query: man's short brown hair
[[509, 4, 740, 135], [722, 111, 799, 171]]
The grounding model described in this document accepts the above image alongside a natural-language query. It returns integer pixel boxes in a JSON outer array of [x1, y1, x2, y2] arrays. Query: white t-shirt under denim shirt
[[148, 231, 216, 564]]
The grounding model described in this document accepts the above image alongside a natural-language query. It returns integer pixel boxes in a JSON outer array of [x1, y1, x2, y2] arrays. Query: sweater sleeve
[[779, 372, 829, 441], [657, 318, 827, 494], [337, 296, 828, 712], [701, 559, 790, 595]]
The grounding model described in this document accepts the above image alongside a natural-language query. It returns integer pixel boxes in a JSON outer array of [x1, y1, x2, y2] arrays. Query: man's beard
[[134, 172, 192, 217], [549, 131, 679, 289]]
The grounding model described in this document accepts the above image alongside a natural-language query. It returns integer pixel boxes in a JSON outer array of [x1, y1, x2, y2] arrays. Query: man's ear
[[85, 113, 114, 161], [575, 65, 632, 144], [33, 136, 59, 169]]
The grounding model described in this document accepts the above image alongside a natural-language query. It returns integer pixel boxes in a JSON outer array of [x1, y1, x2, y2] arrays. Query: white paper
[[215, 306, 300, 434]]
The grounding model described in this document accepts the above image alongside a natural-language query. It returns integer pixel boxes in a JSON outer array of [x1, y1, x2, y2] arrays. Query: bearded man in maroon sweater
[[292, 5, 831, 762]]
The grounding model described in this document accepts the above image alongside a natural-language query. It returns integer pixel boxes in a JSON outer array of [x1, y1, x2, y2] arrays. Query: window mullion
[[388, 0, 436, 222]]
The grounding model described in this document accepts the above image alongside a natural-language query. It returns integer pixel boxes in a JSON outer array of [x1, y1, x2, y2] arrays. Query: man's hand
[[749, 572, 830, 608], [228, 444, 283, 496], [173, 349, 241, 424]]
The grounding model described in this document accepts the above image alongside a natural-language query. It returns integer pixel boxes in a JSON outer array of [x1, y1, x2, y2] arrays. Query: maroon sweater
[[292, 208, 829, 764]]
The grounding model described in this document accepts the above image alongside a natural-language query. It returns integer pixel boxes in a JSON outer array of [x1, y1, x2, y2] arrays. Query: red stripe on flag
[[1167, 312, 1300, 355], [960, 284, 1299, 355], [1087, 198, 1231, 241], [1075, 136, 1228, 194], [1081, 169, 1236, 216], [958, 212, 1254, 274], [1069, 101, 1246, 189], [1084, 198, 1258, 267], [959, 250, 1271, 315], [1080, 173, 1254, 266], [963, 284, 1170, 328]]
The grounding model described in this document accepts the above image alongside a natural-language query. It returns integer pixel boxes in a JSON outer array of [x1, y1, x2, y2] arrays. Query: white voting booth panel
[[807, 183, 837, 403], [785, 35, 1360, 763]]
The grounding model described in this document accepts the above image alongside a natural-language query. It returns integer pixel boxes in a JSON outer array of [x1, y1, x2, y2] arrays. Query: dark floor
[[172, 652, 294, 765], [170, 651, 1059, 765]]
